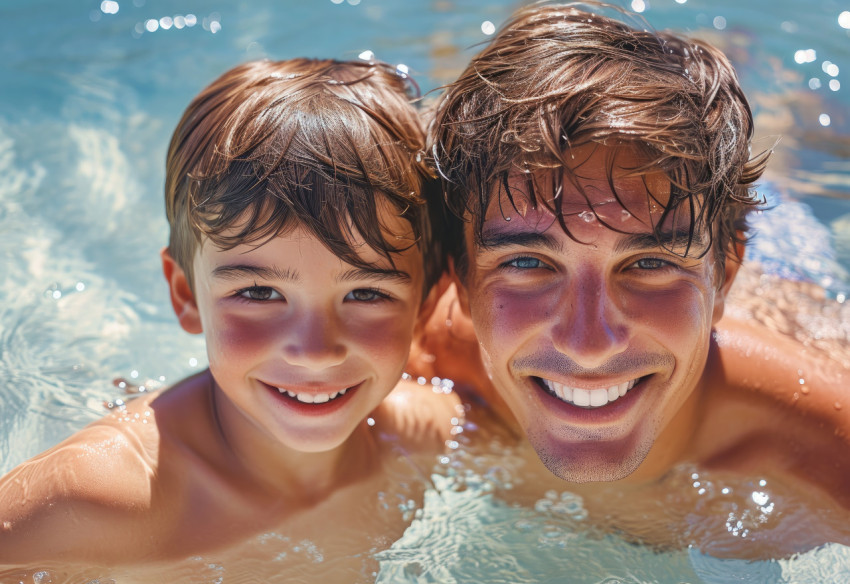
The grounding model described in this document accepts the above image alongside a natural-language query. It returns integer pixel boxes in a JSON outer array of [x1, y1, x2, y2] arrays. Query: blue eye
[[345, 288, 390, 302], [237, 286, 282, 301], [634, 258, 670, 270], [505, 257, 545, 269]]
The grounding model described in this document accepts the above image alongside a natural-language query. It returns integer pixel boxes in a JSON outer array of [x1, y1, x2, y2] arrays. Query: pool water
[[1, 0, 848, 581]]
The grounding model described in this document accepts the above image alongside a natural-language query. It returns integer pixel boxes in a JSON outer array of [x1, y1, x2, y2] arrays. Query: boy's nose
[[281, 310, 347, 370], [551, 274, 629, 369]]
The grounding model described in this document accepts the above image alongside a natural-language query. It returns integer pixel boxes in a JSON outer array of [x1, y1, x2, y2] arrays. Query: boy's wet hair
[[165, 58, 438, 291], [431, 1, 770, 276]]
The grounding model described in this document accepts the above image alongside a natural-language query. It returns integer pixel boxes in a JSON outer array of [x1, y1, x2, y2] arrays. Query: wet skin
[[456, 145, 738, 483], [0, 210, 463, 568], [169, 214, 426, 481]]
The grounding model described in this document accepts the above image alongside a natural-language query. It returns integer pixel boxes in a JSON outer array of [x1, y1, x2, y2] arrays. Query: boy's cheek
[[206, 313, 280, 356]]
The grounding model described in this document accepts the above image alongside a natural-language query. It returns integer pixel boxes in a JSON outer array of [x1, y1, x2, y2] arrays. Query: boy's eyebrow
[[337, 267, 412, 285], [212, 264, 299, 281], [614, 229, 709, 253]]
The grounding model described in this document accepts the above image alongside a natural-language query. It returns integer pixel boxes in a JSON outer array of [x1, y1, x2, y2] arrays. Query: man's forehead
[[476, 154, 710, 254], [484, 170, 672, 229]]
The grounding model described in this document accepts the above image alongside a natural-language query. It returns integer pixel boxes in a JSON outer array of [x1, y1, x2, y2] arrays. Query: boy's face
[[179, 209, 424, 454], [457, 145, 738, 483]]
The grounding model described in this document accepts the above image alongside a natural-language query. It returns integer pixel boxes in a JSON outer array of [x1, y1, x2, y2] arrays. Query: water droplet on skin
[[621, 209, 631, 221], [578, 210, 595, 223], [801, 385, 810, 395], [835, 402, 843, 411]]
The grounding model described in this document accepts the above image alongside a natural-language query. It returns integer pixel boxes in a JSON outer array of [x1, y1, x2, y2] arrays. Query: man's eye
[[237, 286, 281, 301], [633, 258, 670, 270], [345, 288, 389, 302], [505, 256, 545, 269]]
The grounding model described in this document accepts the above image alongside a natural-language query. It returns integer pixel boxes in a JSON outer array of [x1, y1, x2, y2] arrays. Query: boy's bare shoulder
[[374, 378, 462, 452], [0, 396, 162, 565]]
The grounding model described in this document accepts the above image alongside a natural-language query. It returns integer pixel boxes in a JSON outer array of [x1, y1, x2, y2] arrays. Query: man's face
[[458, 145, 734, 483]]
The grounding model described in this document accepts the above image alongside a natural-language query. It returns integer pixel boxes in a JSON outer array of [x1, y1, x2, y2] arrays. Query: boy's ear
[[161, 247, 203, 334], [712, 239, 745, 324]]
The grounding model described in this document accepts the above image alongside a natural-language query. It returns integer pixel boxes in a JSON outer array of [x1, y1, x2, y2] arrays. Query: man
[[412, 1, 850, 555]]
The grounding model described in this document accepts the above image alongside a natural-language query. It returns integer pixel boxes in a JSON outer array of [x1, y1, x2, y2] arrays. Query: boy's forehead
[[198, 203, 423, 270]]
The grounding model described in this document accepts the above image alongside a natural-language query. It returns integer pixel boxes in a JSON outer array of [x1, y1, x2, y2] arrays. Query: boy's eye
[[345, 288, 389, 302], [237, 286, 282, 301]]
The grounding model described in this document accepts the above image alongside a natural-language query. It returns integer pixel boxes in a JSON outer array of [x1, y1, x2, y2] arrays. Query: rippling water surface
[[1, 0, 848, 581]]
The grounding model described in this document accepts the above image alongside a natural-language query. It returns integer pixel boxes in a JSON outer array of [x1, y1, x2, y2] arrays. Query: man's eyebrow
[[337, 267, 412, 285], [614, 229, 709, 253], [478, 230, 563, 252], [212, 264, 299, 281]]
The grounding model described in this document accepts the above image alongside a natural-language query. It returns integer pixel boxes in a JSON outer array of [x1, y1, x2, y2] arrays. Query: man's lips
[[536, 376, 643, 408]]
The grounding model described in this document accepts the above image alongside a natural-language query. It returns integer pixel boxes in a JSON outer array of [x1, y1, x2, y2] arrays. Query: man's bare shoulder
[[0, 406, 161, 565], [712, 315, 848, 418], [697, 314, 850, 505], [374, 378, 463, 453]]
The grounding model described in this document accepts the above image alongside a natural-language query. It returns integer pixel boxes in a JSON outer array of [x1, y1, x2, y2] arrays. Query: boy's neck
[[206, 373, 383, 502]]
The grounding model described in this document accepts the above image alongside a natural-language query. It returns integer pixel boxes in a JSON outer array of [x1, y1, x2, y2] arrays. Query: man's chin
[[528, 431, 650, 484]]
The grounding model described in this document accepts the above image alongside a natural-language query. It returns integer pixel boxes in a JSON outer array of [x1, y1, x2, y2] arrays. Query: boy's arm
[[379, 378, 463, 452], [0, 422, 158, 567]]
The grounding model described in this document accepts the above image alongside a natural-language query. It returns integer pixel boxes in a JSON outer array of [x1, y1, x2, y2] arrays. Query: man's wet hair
[[165, 57, 439, 291], [430, 1, 771, 276]]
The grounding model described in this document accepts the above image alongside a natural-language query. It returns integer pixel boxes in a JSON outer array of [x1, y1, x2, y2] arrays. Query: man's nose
[[551, 274, 629, 369], [281, 308, 347, 370]]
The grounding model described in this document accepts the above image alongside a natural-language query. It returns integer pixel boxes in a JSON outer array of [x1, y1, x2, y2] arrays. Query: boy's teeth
[[277, 387, 349, 404], [541, 378, 638, 408]]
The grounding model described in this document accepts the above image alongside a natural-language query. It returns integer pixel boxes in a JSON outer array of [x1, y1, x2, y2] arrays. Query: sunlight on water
[[0, 0, 849, 580]]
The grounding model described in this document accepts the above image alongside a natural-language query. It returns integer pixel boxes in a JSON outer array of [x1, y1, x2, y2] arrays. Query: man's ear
[[161, 247, 203, 334], [448, 256, 471, 317], [712, 239, 745, 324]]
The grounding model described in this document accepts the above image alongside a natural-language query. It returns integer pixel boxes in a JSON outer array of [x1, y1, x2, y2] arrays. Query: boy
[[0, 57, 459, 576]]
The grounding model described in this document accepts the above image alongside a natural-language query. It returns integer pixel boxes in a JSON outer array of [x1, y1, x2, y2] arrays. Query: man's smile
[[538, 377, 640, 408]]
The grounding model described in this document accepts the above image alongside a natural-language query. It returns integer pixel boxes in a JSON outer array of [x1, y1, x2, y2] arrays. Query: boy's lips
[[260, 380, 364, 409], [536, 376, 642, 408], [275, 386, 351, 404]]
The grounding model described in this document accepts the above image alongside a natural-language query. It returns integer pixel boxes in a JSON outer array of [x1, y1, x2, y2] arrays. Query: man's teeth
[[541, 378, 638, 407], [276, 387, 349, 404]]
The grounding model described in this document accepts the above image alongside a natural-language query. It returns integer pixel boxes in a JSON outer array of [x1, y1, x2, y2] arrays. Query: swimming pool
[[0, 0, 848, 581]]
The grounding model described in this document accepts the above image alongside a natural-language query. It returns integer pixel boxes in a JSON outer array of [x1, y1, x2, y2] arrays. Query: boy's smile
[[183, 213, 425, 455], [458, 146, 737, 483]]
